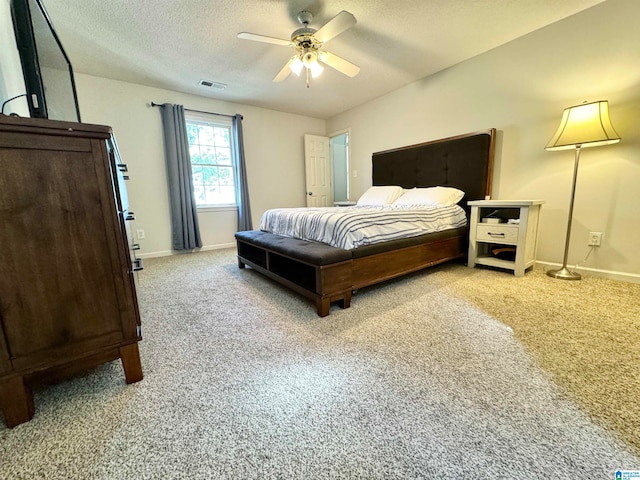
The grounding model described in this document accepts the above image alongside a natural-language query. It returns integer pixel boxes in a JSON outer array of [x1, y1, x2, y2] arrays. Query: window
[[185, 114, 236, 207]]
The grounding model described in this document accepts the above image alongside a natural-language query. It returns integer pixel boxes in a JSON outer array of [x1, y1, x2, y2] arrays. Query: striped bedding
[[259, 205, 467, 250]]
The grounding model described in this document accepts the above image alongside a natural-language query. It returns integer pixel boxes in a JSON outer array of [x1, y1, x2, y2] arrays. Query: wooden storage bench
[[236, 228, 468, 317], [235, 231, 353, 317]]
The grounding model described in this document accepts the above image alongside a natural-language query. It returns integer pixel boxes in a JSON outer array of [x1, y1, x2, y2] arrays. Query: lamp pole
[[547, 145, 582, 280]]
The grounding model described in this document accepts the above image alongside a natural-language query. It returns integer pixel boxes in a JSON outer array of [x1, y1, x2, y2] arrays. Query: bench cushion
[[235, 230, 352, 266]]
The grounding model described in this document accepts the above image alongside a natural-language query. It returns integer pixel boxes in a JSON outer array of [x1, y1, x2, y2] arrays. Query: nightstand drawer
[[476, 224, 519, 244]]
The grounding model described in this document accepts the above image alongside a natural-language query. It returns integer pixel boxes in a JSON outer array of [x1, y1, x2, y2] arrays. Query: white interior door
[[304, 134, 332, 207]]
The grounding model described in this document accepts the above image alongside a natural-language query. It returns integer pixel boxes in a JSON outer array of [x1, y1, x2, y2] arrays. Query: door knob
[[308, 192, 313, 196]]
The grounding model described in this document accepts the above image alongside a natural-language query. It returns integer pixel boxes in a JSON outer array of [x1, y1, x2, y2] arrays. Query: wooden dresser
[[0, 115, 143, 428]]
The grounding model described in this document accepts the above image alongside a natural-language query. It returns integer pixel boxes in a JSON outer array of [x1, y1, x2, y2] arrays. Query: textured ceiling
[[40, 0, 604, 119]]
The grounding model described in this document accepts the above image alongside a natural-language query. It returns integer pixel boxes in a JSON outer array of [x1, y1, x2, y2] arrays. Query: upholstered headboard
[[371, 129, 496, 211]]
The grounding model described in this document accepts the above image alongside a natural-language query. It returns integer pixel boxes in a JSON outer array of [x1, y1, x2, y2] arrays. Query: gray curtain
[[159, 103, 202, 250], [233, 114, 253, 231]]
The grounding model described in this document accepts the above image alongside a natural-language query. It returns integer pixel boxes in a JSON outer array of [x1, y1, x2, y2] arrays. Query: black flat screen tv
[[10, 0, 81, 122]]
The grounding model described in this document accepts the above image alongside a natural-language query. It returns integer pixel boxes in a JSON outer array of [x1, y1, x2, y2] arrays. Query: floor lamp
[[545, 100, 621, 280]]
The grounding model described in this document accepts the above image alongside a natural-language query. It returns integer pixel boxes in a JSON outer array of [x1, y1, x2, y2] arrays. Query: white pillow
[[356, 185, 404, 206], [392, 186, 465, 207]]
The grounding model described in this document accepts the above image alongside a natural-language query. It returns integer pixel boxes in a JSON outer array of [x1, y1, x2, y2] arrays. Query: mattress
[[259, 205, 467, 250]]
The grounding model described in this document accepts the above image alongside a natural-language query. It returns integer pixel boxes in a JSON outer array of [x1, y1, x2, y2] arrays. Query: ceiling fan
[[238, 10, 360, 87]]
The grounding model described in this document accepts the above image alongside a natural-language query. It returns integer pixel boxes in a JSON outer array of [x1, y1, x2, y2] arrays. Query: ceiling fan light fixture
[[301, 49, 323, 77], [310, 61, 324, 78], [289, 57, 303, 76], [302, 50, 318, 68], [238, 9, 358, 85]]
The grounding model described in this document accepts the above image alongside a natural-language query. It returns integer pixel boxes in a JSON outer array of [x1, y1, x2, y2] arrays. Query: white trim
[[137, 242, 236, 259], [185, 111, 232, 126], [328, 127, 351, 138], [328, 128, 351, 202], [197, 205, 238, 212], [185, 113, 237, 208], [137, 250, 174, 259], [136, 254, 639, 283], [536, 261, 640, 284], [200, 242, 236, 251]]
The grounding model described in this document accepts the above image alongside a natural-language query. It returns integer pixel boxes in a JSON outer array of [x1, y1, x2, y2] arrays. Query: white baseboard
[[137, 242, 236, 259], [138, 251, 639, 284], [201, 242, 236, 252], [536, 261, 640, 284]]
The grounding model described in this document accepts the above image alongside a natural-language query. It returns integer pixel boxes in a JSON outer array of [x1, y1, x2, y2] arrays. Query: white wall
[[0, 0, 30, 116], [1, 0, 325, 257], [3, 0, 638, 278], [327, 0, 640, 280], [74, 74, 325, 256]]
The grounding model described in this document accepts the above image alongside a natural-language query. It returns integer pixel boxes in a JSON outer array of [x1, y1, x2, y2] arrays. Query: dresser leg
[[0, 376, 35, 428], [120, 343, 143, 384]]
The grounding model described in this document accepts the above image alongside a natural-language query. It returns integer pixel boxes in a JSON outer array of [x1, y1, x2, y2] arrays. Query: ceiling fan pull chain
[[306, 68, 310, 88]]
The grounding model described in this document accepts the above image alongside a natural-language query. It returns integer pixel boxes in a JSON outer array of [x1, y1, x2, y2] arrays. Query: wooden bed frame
[[236, 128, 496, 316]]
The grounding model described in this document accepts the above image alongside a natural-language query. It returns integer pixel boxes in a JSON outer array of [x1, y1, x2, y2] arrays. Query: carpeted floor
[[443, 260, 640, 460], [0, 248, 638, 479]]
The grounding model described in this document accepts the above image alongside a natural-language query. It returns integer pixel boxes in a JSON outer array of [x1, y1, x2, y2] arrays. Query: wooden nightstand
[[467, 200, 544, 277]]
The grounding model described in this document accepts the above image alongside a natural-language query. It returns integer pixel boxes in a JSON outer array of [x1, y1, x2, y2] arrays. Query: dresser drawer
[[476, 224, 519, 244]]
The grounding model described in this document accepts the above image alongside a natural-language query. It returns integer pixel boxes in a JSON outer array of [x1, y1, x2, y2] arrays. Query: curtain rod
[[150, 102, 240, 119]]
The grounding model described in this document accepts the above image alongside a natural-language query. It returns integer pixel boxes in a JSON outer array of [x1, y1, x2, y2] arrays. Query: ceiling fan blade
[[318, 51, 360, 77], [273, 58, 295, 82], [314, 11, 356, 43], [237, 32, 292, 47]]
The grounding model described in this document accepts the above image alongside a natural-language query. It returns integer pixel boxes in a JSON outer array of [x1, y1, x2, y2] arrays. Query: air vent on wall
[[198, 79, 227, 90]]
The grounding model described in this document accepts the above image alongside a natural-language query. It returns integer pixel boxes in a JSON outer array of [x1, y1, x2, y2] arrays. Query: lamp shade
[[545, 100, 621, 151], [301, 50, 323, 78], [309, 61, 324, 78], [289, 56, 303, 76]]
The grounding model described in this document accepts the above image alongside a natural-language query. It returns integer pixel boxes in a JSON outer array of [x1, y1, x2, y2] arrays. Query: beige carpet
[[435, 263, 640, 456], [0, 248, 638, 479]]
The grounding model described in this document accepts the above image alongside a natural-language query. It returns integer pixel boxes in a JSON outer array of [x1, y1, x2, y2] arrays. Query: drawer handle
[[117, 163, 128, 172], [122, 175, 130, 180], [133, 258, 144, 272], [125, 212, 136, 221], [131, 243, 141, 251], [488, 232, 505, 237]]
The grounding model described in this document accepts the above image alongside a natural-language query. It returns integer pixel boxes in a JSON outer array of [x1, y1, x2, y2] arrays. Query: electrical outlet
[[588, 231, 602, 247], [136, 229, 146, 240]]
